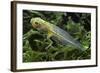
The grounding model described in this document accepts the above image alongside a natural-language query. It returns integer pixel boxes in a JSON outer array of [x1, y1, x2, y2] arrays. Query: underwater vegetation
[[23, 10, 91, 62]]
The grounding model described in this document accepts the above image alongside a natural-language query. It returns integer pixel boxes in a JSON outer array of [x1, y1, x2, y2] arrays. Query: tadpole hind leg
[[45, 38, 53, 50]]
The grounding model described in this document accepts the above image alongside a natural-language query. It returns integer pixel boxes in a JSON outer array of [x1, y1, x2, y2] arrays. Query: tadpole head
[[30, 18, 41, 29]]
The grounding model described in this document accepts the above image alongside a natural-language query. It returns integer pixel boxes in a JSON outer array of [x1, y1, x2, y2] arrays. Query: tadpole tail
[[51, 24, 85, 51]]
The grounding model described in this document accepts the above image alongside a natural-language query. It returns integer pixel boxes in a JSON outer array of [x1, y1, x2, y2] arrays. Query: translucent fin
[[51, 35, 69, 45], [50, 24, 85, 51]]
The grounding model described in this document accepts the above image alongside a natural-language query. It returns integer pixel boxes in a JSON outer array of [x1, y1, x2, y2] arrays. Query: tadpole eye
[[35, 22, 38, 25], [34, 22, 40, 28]]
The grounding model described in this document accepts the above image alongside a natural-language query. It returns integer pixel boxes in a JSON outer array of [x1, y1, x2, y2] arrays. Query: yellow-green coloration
[[30, 17, 86, 51], [30, 17, 53, 38]]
